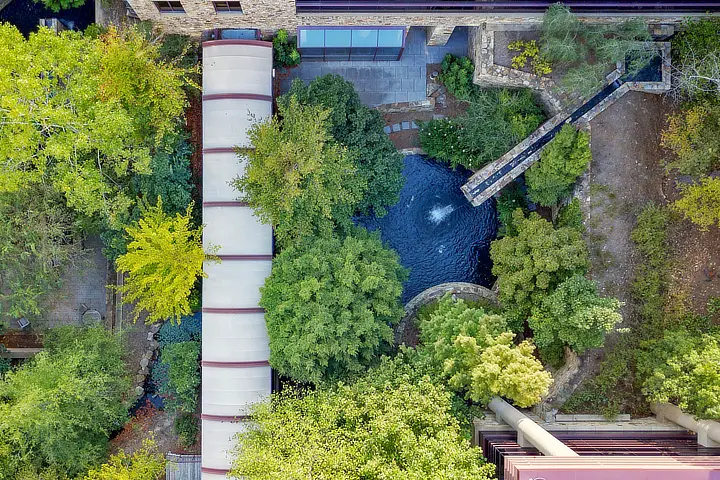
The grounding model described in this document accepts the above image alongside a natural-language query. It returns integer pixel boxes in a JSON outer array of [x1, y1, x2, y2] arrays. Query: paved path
[[282, 27, 468, 107]]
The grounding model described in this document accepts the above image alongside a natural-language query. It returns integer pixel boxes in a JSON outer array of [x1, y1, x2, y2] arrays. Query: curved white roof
[[201, 39, 274, 479]]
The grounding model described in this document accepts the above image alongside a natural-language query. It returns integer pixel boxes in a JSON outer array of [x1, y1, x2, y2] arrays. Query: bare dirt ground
[[547, 91, 675, 413], [582, 91, 673, 324], [664, 178, 720, 314]]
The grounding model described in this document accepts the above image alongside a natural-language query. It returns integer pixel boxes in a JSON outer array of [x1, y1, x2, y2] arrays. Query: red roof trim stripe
[[203, 147, 238, 154], [202, 39, 272, 48], [201, 466, 230, 474], [201, 413, 251, 422], [216, 255, 273, 261], [202, 360, 271, 368], [203, 201, 249, 207], [203, 93, 272, 102], [202, 307, 265, 314]]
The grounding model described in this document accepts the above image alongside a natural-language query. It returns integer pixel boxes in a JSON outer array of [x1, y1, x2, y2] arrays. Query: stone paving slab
[[281, 27, 468, 108]]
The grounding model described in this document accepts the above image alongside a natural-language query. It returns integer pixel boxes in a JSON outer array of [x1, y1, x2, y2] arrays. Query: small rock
[[135, 386, 144, 397], [150, 340, 160, 350], [140, 367, 149, 376], [140, 358, 149, 369], [150, 324, 161, 334], [143, 350, 153, 360], [135, 374, 146, 383], [147, 332, 155, 341]]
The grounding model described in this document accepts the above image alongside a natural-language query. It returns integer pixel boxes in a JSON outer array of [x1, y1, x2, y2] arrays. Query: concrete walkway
[[281, 27, 468, 107]]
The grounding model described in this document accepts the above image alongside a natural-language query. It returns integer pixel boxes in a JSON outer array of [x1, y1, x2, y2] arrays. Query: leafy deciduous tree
[[0, 326, 130, 477], [0, 186, 83, 318], [0, 24, 189, 225], [83, 438, 165, 480], [229, 358, 496, 480], [490, 209, 589, 327], [116, 199, 212, 324], [638, 330, 720, 419], [526, 124, 592, 206], [233, 98, 366, 247], [661, 103, 720, 176], [418, 295, 551, 408], [284, 75, 404, 216], [160, 341, 200, 414], [673, 176, 720, 230], [529, 274, 622, 361], [260, 229, 407, 384]]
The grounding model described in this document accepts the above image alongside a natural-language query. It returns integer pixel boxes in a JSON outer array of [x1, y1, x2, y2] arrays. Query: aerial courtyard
[[0, 1, 719, 479]]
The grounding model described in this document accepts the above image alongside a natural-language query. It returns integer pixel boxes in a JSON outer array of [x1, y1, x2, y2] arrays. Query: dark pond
[[0, 0, 94, 36], [357, 155, 497, 304]]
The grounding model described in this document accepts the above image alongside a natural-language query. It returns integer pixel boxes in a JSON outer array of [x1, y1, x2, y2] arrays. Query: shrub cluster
[[419, 77, 545, 170]]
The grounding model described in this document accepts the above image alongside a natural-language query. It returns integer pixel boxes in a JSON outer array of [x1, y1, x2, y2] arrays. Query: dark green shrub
[[161, 341, 201, 414], [631, 204, 669, 325], [417, 118, 465, 166], [272, 29, 300, 69], [284, 75, 404, 216], [174, 412, 199, 447], [556, 198, 585, 232], [496, 182, 528, 237], [439, 54, 476, 101], [84, 24, 108, 39], [157, 313, 202, 348], [34, 0, 85, 13], [420, 88, 544, 170]]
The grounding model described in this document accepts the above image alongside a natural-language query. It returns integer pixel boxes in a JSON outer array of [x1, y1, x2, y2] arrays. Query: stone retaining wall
[[396, 282, 498, 344], [122, 1, 694, 37]]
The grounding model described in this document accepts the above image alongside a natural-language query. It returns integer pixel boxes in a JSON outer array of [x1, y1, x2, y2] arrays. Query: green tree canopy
[[673, 176, 720, 230], [490, 209, 589, 327], [34, 0, 85, 13], [284, 75, 404, 216], [661, 103, 720, 177], [418, 295, 551, 407], [229, 358, 496, 480], [529, 274, 622, 361], [233, 98, 366, 248], [0, 24, 189, 230], [0, 185, 83, 319], [0, 326, 130, 477], [526, 124, 592, 206], [100, 132, 194, 261], [83, 438, 165, 480], [160, 341, 200, 414], [116, 199, 211, 324], [260, 228, 407, 384], [638, 330, 720, 419], [419, 88, 545, 170]]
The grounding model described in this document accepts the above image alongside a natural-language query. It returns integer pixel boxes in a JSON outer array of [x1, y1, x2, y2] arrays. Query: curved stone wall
[[396, 282, 498, 344]]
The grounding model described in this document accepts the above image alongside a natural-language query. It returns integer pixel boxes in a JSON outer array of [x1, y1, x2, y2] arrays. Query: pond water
[[0, 0, 94, 36], [357, 155, 497, 304]]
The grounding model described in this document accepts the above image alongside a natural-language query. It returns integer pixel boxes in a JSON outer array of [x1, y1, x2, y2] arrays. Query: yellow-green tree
[[116, 199, 213, 324], [0, 23, 188, 228], [233, 97, 366, 248], [673, 177, 720, 230], [84, 438, 165, 480], [229, 358, 496, 480]]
